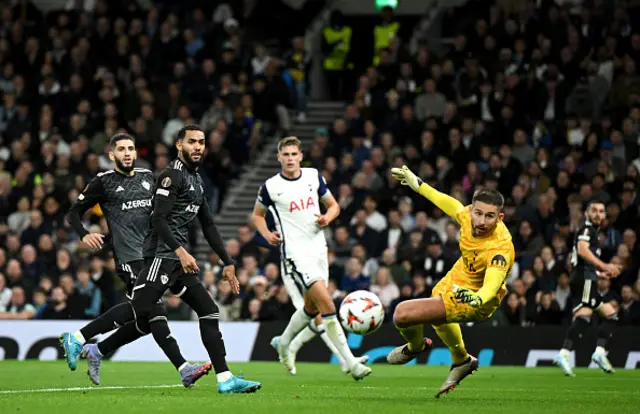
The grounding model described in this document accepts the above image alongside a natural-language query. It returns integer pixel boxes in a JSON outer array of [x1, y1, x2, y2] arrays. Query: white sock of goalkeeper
[[322, 312, 356, 368], [280, 307, 315, 347]]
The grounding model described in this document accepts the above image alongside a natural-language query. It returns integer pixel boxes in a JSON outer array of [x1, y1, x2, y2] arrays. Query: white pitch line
[[0, 384, 183, 395]]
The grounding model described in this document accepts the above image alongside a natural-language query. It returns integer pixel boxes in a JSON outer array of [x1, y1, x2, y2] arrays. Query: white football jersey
[[256, 168, 330, 260]]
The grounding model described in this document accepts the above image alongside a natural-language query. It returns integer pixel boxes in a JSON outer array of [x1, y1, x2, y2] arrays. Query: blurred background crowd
[[1, 0, 639, 328]]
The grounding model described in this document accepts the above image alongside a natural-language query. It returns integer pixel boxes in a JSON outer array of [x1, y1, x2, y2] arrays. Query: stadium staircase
[[195, 101, 344, 260]]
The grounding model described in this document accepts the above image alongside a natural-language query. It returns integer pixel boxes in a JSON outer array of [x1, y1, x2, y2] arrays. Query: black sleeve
[[576, 224, 591, 243], [197, 198, 235, 266], [151, 169, 182, 251], [66, 176, 105, 239]]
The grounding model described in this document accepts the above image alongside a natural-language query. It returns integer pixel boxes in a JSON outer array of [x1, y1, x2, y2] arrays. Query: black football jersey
[[570, 219, 601, 281], [144, 158, 206, 259], [69, 168, 155, 264]]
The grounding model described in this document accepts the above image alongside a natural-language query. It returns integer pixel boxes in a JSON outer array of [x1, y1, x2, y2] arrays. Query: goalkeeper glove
[[391, 165, 423, 193], [452, 284, 483, 308]]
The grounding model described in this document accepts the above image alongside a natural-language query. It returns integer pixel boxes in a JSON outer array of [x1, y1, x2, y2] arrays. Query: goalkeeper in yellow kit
[[387, 166, 515, 397]]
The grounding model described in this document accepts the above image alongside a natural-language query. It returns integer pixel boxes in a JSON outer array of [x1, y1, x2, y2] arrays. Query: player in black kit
[[64, 133, 211, 387], [554, 200, 622, 376], [61, 126, 261, 394]]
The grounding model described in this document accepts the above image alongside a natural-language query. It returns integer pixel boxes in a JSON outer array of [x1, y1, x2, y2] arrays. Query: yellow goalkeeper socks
[[434, 323, 469, 365], [397, 324, 425, 352]]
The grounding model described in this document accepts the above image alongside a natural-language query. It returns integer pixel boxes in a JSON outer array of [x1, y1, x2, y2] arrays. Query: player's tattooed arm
[[67, 177, 105, 249], [151, 169, 183, 252], [197, 198, 235, 266]]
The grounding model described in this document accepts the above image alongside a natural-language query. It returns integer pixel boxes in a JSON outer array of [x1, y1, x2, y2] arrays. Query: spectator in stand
[[2, 0, 640, 326], [370, 266, 399, 308], [0, 273, 11, 311], [283, 36, 311, 123], [340, 257, 370, 293], [619, 285, 640, 326], [37, 286, 70, 320], [0, 286, 35, 319]]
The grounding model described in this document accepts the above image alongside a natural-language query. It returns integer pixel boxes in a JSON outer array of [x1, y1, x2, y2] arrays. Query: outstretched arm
[[416, 182, 465, 219], [391, 165, 464, 219]]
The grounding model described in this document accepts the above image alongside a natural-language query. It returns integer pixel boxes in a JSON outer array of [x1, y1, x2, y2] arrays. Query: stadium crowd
[[0, 0, 302, 320], [1, 0, 640, 328]]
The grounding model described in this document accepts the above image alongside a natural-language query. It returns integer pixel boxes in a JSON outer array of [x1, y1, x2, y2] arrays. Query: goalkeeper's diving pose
[[387, 166, 515, 398]]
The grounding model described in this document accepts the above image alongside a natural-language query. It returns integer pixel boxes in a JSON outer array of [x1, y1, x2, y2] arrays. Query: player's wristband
[[219, 259, 237, 267]]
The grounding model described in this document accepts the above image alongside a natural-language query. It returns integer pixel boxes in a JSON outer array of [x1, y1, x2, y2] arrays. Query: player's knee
[[150, 316, 172, 343], [314, 297, 335, 315], [135, 318, 151, 335], [194, 299, 218, 318], [393, 302, 412, 328]]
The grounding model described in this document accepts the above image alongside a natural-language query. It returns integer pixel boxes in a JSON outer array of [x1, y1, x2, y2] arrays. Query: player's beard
[[114, 158, 134, 174], [588, 214, 602, 226], [472, 224, 495, 238], [181, 148, 203, 169]]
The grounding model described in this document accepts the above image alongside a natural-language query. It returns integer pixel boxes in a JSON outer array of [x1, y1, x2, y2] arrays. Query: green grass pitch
[[1, 361, 638, 413]]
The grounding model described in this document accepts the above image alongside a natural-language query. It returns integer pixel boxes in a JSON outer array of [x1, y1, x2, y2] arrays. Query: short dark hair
[[586, 199, 606, 211], [176, 124, 204, 141], [472, 188, 504, 209], [109, 133, 135, 149]]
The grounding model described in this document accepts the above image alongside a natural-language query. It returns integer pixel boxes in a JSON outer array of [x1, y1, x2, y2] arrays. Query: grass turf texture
[[0, 361, 638, 413]]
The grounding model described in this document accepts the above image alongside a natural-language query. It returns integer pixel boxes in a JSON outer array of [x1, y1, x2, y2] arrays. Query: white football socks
[[289, 326, 316, 354], [280, 308, 312, 347], [216, 371, 232, 382], [288, 319, 347, 366], [323, 314, 356, 368]]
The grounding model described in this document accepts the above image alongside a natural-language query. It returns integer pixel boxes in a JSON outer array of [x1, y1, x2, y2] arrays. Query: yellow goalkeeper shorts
[[432, 270, 503, 323]]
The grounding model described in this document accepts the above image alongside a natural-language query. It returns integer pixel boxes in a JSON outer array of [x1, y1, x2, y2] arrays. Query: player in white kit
[[251, 137, 371, 380]]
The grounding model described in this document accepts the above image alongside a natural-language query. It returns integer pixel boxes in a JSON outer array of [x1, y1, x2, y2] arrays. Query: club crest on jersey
[[142, 181, 151, 190], [490, 254, 507, 269], [290, 197, 316, 212], [160, 274, 169, 285], [161, 177, 171, 188]]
